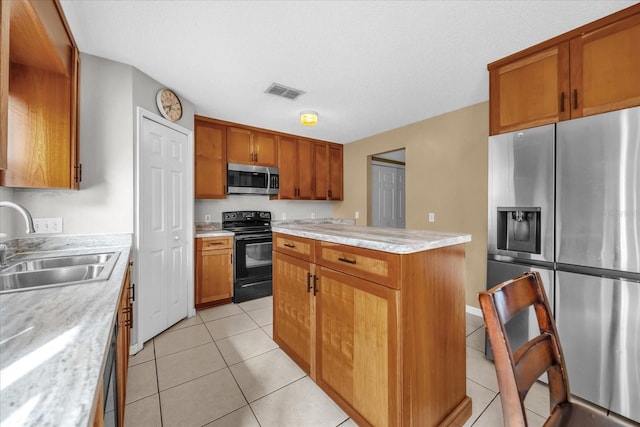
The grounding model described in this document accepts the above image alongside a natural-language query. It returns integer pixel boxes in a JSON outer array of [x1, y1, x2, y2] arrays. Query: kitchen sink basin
[[1, 253, 114, 273], [0, 252, 119, 294]]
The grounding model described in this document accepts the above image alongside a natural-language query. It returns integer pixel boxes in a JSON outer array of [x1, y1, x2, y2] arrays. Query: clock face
[[156, 88, 183, 122]]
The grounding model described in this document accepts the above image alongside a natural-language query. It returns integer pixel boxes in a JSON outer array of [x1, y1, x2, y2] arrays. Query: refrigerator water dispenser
[[497, 207, 541, 253]]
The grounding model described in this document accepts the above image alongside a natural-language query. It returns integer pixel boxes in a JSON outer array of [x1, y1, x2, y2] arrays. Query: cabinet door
[[316, 266, 399, 427], [1, 0, 80, 188], [273, 251, 313, 373], [313, 142, 329, 199], [297, 139, 314, 199], [489, 43, 570, 135], [277, 136, 298, 199], [194, 119, 226, 198], [253, 131, 277, 167], [196, 247, 233, 306], [226, 127, 253, 164], [0, 0, 8, 170], [570, 13, 640, 118], [117, 265, 132, 427], [328, 144, 343, 201]]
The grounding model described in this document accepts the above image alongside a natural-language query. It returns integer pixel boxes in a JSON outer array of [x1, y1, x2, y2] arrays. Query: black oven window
[[245, 241, 272, 268]]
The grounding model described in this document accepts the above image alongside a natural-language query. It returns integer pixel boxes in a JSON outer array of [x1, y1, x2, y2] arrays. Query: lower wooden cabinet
[[316, 266, 399, 427], [195, 237, 233, 308], [116, 262, 133, 427], [273, 233, 470, 426]]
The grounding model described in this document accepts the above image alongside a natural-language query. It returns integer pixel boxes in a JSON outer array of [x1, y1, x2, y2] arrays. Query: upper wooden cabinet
[[194, 116, 226, 199], [275, 136, 314, 200], [227, 126, 277, 167], [570, 13, 640, 118], [0, 0, 80, 188], [313, 142, 343, 201], [489, 4, 640, 135], [489, 44, 570, 134]]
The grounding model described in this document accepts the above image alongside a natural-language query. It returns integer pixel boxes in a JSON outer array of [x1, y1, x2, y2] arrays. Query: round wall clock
[[156, 88, 183, 122]]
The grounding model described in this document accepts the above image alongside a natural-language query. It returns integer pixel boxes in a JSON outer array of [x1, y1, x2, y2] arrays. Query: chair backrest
[[478, 272, 572, 426]]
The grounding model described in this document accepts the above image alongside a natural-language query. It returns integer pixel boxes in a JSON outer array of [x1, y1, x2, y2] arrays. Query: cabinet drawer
[[197, 236, 233, 250], [316, 241, 400, 289], [273, 233, 315, 261]]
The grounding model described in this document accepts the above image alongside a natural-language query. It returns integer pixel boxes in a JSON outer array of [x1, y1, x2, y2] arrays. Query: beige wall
[[334, 101, 488, 308]]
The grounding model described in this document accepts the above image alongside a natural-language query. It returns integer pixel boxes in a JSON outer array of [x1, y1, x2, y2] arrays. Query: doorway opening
[[368, 148, 406, 228]]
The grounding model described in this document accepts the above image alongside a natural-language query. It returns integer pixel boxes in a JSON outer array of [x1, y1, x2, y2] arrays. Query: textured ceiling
[[59, 1, 637, 144]]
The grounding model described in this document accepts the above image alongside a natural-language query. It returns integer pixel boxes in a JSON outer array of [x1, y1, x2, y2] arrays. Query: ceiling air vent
[[265, 83, 305, 100]]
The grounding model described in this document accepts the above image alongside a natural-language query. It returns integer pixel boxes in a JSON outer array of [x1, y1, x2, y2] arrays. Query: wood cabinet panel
[[490, 44, 570, 134], [1, 0, 80, 187], [297, 139, 314, 199], [116, 263, 132, 427], [275, 137, 315, 200], [227, 127, 277, 167], [273, 233, 315, 261], [276, 136, 298, 199], [313, 142, 329, 199], [488, 4, 640, 135], [328, 144, 343, 200], [313, 142, 343, 200], [227, 127, 253, 164], [272, 251, 313, 373], [315, 240, 400, 289], [0, 1, 8, 170], [316, 266, 399, 427], [194, 118, 226, 199], [253, 131, 277, 166], [195, 237, 233, 308], [570, 13, 640, 118]]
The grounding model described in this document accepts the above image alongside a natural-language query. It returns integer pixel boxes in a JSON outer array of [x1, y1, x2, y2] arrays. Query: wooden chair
[[478, 271, 628, 427]]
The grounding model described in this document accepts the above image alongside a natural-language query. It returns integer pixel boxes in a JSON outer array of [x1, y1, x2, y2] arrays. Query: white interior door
[[137, 109, 193, 344], [371, 163, 405, 228]]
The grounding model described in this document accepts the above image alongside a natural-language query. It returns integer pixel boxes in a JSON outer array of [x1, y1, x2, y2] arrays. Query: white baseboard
[[465, 304, 482, 317]]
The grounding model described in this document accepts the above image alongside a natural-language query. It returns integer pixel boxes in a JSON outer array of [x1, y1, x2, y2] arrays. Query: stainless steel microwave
[[227, 163, 279, 195]]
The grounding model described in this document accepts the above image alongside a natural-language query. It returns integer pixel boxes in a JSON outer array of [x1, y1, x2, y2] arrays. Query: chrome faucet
[[0, 201, 35, 234], [0, 201, 36, 268]]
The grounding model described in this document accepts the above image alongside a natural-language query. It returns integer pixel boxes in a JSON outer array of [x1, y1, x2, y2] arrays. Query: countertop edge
[[272, 224, 472, 254]]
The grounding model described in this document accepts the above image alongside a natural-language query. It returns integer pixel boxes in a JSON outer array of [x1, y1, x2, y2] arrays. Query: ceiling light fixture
[[300, 110, 318, 126]]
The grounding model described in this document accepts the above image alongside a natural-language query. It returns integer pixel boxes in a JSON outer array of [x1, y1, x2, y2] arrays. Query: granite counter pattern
[[272, 224, 471, 254], [0, 234, 133, 427]]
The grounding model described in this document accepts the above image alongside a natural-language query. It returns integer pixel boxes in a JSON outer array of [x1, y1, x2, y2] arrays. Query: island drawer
[[315, 241, 400, 289], [197, 236, 233, 250], [273, 233, 315, 261]]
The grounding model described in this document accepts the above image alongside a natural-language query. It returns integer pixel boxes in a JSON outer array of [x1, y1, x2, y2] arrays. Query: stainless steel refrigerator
[[486, 106, 640, 423]]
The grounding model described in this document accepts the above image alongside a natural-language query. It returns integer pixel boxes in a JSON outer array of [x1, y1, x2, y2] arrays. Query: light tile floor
[[123, 298, 608, 427]]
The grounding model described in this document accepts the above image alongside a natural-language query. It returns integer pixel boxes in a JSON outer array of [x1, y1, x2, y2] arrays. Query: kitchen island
[[271, 223, 472, 427], [0, 234, 132, 427]]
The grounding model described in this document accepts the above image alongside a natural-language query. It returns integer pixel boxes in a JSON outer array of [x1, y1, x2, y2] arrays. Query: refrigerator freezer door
[[556, 107, 640, 273], [488, 125, 555, 263], [556, 271, 640, 423], [485, 260, 553, 364]]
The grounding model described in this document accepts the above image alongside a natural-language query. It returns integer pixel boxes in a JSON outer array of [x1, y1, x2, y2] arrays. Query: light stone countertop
[[272, 223, 471, 254], [194, 222, 234, 238], [0, 234, 133, 427]]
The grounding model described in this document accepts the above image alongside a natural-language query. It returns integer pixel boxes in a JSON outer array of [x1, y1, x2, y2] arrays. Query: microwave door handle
[[267, 168, 270, 189]]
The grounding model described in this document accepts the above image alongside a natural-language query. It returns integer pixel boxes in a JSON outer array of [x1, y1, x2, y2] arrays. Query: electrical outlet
[[355, 211, 360, 219], [33, 217, 63, 234], [311, 212, 315, 219], [428, 212, 435, 223], [204, 214, 211, 223], [282, 212, 287, 220]]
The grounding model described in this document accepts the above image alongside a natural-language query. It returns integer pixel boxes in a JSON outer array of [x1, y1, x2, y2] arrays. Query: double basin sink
[[0, 252, 119, 294]]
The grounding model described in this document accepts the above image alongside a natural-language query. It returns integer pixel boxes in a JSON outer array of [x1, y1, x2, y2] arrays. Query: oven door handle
[[235, 234, 272, 241]]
